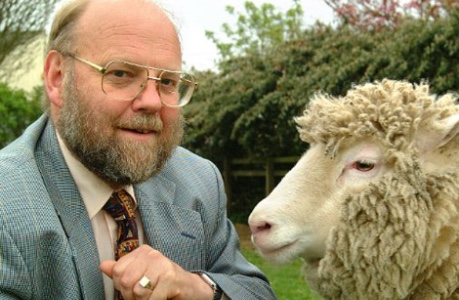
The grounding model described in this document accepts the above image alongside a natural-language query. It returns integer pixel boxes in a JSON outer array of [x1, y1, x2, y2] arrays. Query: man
[[0, 0, 277, 299]]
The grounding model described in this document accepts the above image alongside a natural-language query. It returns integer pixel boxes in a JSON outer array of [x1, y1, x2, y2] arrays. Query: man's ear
[[43, 50, 66, 108]]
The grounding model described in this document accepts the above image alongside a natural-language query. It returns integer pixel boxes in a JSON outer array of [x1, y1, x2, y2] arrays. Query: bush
[[185, 16, 459, 161], [0, 83, 43, 148]]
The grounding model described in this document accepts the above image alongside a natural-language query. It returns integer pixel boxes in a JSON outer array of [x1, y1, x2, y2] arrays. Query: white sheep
[[249, 79, 459, 300]]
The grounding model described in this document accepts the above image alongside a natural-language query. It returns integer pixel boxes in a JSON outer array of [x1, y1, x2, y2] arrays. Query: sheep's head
[[249, 80, 459, 299]]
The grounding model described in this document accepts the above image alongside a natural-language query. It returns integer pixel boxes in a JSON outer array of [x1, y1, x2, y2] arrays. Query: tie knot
[[103, 189, 137, 221]]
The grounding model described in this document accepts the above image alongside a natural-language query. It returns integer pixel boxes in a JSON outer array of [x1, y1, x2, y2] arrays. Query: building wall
[[0, 35, 46, 92]]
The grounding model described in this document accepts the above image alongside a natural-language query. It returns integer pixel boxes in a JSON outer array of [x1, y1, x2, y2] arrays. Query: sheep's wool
[[297, 80, 459, 299]]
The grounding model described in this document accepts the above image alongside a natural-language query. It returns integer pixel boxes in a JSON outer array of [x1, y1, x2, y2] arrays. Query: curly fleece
[[296, 80, 459, 299]]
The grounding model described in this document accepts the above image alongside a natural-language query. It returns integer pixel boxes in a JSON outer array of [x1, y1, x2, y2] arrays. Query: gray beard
[[56, 69, 184, 188]]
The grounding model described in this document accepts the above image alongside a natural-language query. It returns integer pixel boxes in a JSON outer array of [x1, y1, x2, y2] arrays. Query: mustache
[[116, 114, 163, 132]]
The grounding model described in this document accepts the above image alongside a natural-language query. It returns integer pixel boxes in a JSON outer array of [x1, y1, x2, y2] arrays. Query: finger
[[114, 254, 148, 299], [143, 263, 182, 300], [147, 277, 178, 300], [99, 260, 116, 278], [133, 276, 156, 299]]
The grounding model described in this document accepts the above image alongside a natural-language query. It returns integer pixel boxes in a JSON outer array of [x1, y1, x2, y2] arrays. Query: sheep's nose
[[249, 219, 272, 235]]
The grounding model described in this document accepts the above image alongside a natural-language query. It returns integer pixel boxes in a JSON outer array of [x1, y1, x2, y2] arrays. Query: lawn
[[242, 248, 321, 300], [236, 224, 321, 299]]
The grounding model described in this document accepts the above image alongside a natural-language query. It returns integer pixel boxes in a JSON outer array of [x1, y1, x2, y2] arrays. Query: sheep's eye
[[352, 161, 375, 172]]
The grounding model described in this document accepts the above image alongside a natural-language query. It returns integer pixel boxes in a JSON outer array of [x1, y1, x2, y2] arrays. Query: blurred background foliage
[[2, 0, 459, 220], [183, 1, 459, 163], [0, 83, 42, 148]]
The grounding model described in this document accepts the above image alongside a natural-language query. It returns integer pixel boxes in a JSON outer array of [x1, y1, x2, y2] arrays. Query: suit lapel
[[135, 174, 176, 244], [35, 119, 105, 300], [135, 176, 206, 270]]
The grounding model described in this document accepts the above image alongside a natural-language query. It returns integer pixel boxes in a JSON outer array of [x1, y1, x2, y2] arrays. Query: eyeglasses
[[67, 55, 197, 107]]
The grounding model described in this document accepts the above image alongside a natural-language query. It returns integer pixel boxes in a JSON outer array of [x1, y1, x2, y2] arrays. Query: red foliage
[[324, 0, 459, 31]]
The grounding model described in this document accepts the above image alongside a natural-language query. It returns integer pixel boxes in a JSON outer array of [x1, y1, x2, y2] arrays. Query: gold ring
[[139, 275, 153, 290]]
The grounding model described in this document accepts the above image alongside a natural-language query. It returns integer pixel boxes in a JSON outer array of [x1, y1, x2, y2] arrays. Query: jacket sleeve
[[0, 228, 32, 299], [198, 162, 278, 300]]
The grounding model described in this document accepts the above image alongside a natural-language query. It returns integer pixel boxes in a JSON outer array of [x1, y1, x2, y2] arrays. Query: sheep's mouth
[[260, 242, 296, 256], [252, 237, 303, 264]]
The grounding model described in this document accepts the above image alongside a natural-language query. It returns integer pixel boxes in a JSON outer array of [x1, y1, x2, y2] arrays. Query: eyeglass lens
[[101, 61, 194, 106]]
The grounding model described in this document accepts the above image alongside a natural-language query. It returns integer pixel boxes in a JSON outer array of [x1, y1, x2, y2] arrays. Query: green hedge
[[184, 15, 459, 162], [0, 83, 43, 148]]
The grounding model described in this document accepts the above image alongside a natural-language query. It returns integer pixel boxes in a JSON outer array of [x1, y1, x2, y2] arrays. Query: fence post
[[265, 158, 274, 196], [223, 157, 232, 208]]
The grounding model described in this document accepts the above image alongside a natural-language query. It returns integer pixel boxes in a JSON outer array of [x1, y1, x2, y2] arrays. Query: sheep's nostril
[[249, 221, 272, 235]]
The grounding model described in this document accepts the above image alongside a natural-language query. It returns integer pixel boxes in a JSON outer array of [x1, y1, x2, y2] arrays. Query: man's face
[[54, 0, 185, 188], [57, 67, 184, 187]]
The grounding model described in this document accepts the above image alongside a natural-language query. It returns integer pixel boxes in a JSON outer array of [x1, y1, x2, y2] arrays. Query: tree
[[324, 0, 459, 31], [0, 0, 60, 80], [205, 0, 304, 61], [183, 1, 307, 160], [184, 9, 459, 160]]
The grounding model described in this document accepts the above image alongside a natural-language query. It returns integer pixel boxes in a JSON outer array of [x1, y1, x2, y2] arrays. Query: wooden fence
[[221, 156, 300, 203]]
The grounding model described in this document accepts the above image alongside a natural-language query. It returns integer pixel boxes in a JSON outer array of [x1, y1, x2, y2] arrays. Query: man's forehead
[[74, 0, 180, 54]]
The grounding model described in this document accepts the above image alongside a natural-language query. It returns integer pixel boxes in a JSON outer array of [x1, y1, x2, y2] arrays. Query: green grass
[[241, 247, 322, 300]]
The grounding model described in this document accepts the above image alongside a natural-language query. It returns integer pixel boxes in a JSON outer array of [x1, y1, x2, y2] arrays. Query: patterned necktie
[[103, 189, 139, 260]]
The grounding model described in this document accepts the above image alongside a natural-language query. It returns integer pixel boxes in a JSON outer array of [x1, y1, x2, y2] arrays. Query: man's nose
[[131, 79, 163, 112]]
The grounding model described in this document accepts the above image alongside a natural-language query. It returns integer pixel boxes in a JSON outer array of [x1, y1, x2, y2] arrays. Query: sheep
[[248, 79, 459, 300]]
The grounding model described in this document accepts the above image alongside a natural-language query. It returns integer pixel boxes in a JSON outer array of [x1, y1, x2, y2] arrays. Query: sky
[[159, 0, 334, 71]]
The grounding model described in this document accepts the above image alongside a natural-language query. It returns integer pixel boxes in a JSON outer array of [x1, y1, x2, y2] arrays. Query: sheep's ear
[[440, 114, 459, 146], [417, 114, 459, 153]]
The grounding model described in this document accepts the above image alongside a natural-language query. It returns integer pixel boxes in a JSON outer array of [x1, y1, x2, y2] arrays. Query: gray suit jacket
[[0, 116, 277, 299]]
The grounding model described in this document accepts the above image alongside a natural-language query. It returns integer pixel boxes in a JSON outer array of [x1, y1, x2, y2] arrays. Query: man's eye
[[160, 78, 177, 87], [112, 70, 130, 78]]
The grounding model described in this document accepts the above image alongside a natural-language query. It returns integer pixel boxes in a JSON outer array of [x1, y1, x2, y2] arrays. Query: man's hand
[[100, 245, 214, 300]]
